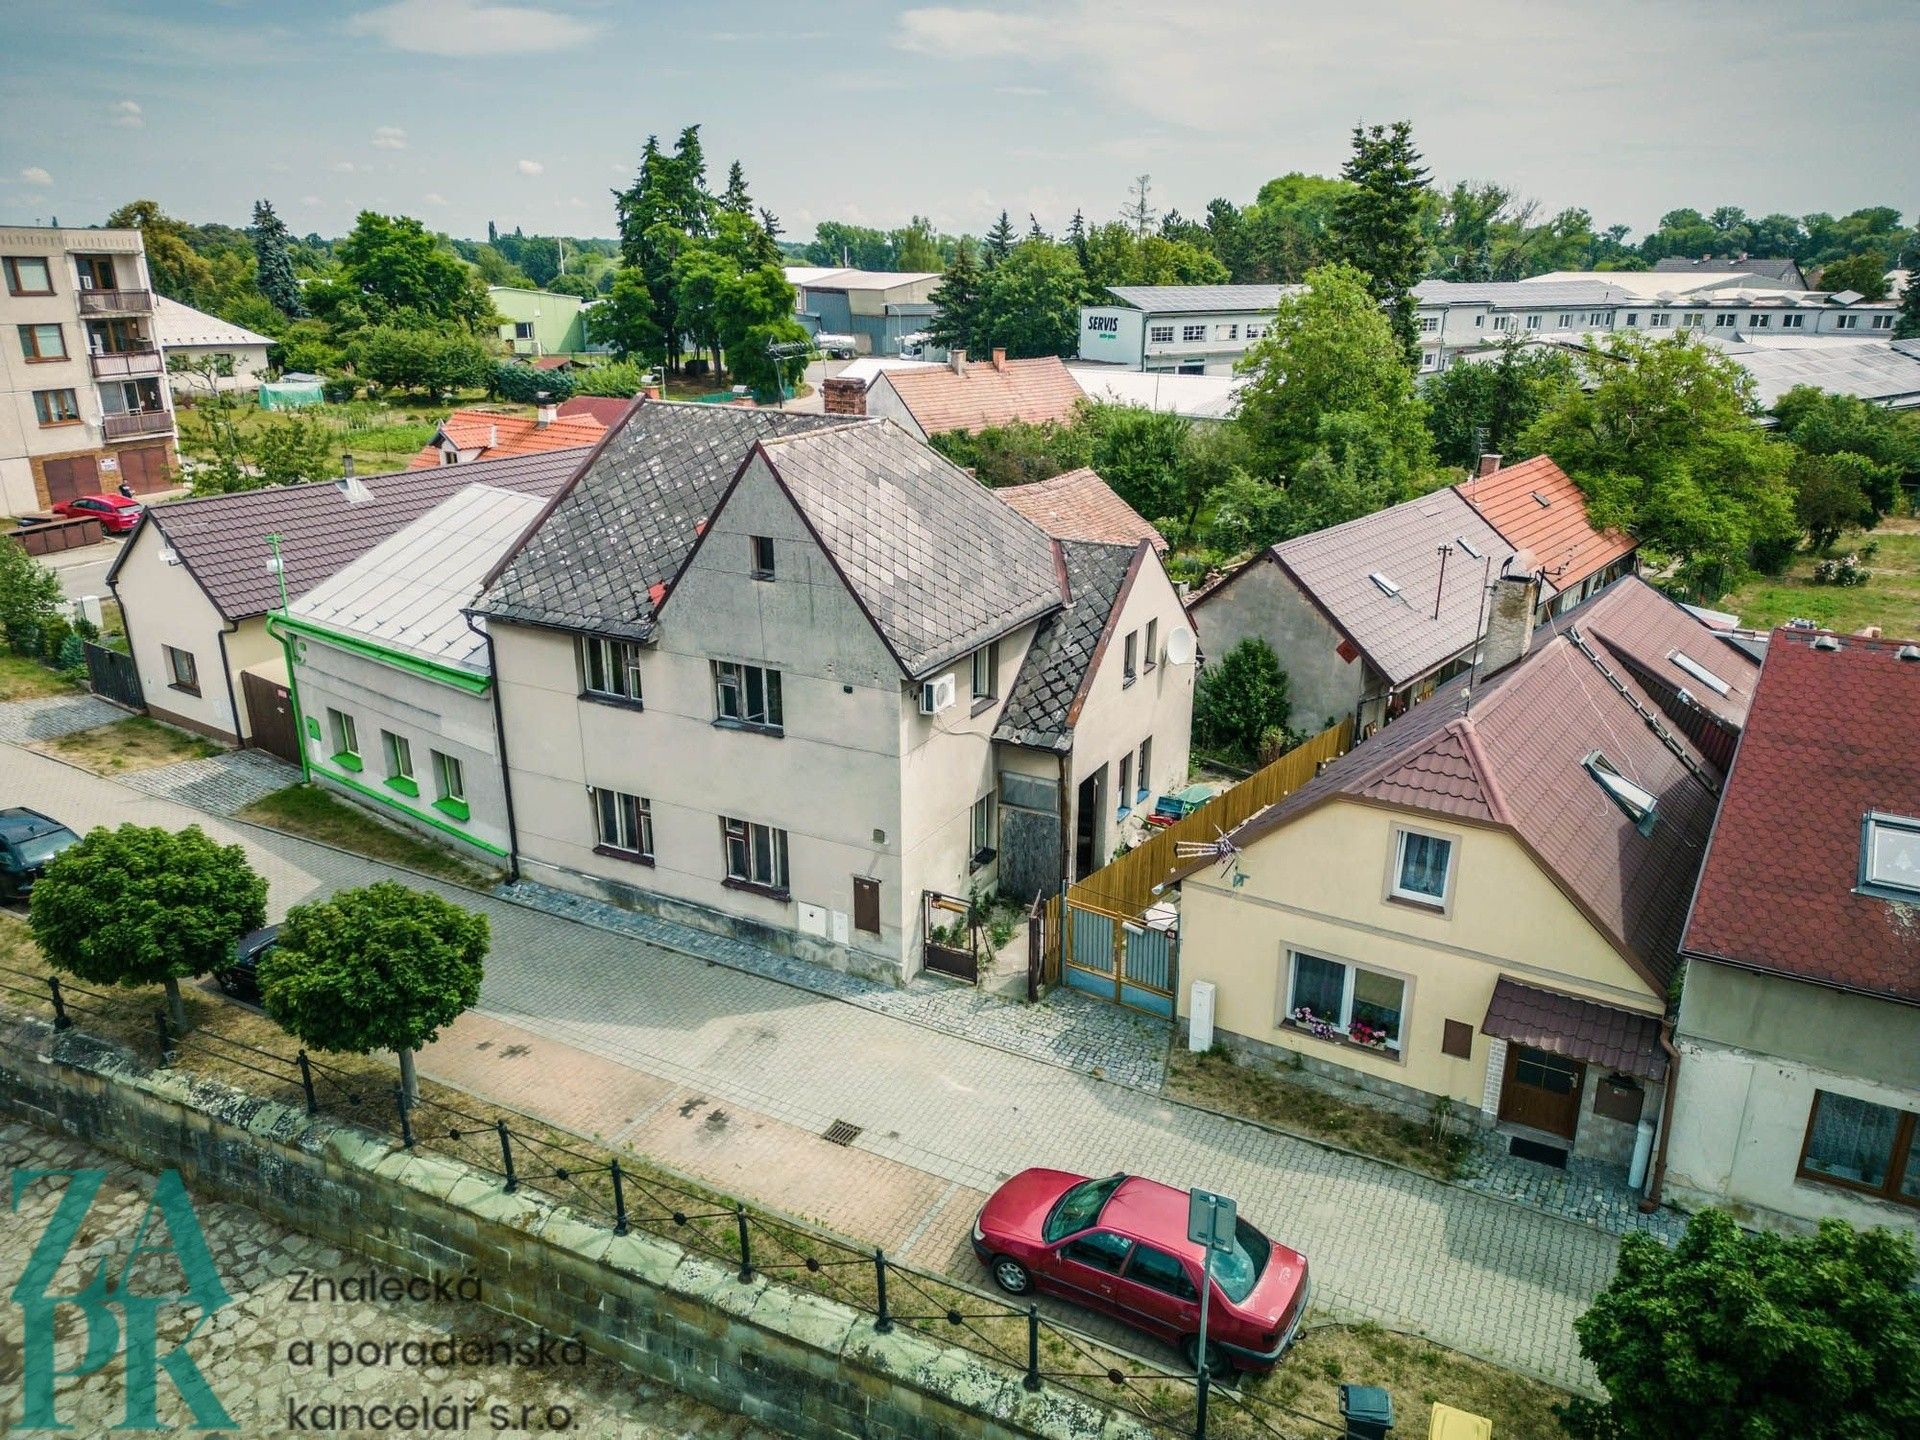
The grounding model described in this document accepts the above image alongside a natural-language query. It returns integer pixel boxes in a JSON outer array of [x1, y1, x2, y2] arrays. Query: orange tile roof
[[879, 355, 1085, 436], [997, 468, 1167, 551], [1455, 455, 1635, 593], [408, 409, 606, 469]]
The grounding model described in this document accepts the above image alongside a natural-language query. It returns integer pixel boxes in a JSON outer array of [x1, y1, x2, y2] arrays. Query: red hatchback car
[[52, 493, 143, 534], [973, 1170, 1311, 1373]]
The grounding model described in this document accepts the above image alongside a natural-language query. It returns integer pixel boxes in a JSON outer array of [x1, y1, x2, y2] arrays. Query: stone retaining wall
[[0, 1017, 1143, 1440]]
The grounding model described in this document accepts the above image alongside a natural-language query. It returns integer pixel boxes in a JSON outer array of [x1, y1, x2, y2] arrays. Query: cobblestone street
[[0, 1121, 774, 1438]]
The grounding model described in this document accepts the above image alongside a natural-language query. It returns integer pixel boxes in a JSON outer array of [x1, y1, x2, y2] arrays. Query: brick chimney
[[823, 375, 868, 416], [1481, 554, 1540, 677], [949, 347, 967, 376], [991, 347, 1007, 372], [1477, 452, 1502, 478], [535, 402, 557, 428]]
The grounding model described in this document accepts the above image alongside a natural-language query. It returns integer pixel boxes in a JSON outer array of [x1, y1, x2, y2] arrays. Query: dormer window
[[1668, 650, 1730, 697], [1860, 813, 1920, 900], [1584, 751, 1657, 835]]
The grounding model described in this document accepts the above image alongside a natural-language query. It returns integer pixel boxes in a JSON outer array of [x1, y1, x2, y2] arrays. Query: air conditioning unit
[[919, 673, 956, 715]]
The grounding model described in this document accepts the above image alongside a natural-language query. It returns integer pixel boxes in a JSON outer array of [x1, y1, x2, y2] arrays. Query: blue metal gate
[[1063, 902, 1175, 1017]]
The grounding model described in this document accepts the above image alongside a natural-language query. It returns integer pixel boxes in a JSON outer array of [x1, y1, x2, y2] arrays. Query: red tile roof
[[1456, 455, 1635, 591], [557, 395, 637, 428], [529, 356, 574, 371], [1682, 631, 1920, 1004], [408, 409, 606, 469], [997, 469, 1167, 552], [878, 355, 1085, 436]]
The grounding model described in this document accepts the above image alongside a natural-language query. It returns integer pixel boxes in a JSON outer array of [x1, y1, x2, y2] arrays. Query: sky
[[1, 0, 1914, 246]]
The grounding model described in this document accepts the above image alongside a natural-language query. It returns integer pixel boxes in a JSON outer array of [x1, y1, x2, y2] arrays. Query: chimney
[[991, 347, 1007, 372], [1482, 557, 1540, 677], [823, 375, 868, 416], [340, 453, 355, 479], [488, 423, 499, 449], [949, 347, 967, 376], [1477, 452, 1502, 479], [536, 402, 557, 428], [641, 386, 660, 401]]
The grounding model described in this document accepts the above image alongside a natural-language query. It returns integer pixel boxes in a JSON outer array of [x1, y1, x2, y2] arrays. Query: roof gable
[[409, 409, 606, 469], [1455, 455, 1635, 589]]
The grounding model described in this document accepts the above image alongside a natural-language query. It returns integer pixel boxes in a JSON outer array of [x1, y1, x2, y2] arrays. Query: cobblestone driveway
[[0, 740, 1612, 1391]]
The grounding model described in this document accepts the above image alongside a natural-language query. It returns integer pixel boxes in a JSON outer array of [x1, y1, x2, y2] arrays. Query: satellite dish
[[1165, 626, 1196, 667]]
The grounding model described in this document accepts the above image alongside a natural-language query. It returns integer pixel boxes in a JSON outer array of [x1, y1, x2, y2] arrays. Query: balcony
[[102, 410, 174, 441], [89, 348, 163, 380], [77, 287, 153, 317]]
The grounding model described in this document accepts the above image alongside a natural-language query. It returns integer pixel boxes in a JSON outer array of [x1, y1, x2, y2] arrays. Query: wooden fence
[[1065, 717, 1354, 919]]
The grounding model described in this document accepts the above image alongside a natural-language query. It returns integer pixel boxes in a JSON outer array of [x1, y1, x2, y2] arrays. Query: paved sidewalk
[[120, 747, 299, 816], [0, 693, 126, 745], [0, 736, 1611, 1391]]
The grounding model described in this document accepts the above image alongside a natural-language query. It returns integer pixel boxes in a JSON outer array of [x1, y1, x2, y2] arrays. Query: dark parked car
[[0, 808, 81, 901], [212, 925, 281, 1002], [972, 1169, 1310, 1373]]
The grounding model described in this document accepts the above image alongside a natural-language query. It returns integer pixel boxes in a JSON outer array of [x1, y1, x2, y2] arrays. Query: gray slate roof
[[1702, 335, 1920, 410], [753, 421, 1063, 678], [1269, 488, 1517, 686], [1413, 279, 1626, 307], [1653, 256, 1804, 285], [995, 541, 1139, 751], [1105, 284, 1295, 314], [117, 447, 589, 622], [481, 402, 851, 640]]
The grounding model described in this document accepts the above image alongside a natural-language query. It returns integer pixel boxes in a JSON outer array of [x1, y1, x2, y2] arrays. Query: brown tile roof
[[407, 409, 607, 469], [557, 395, 636, 428], [878, 355, 1085, 436], [1193, 581, 1736, 994], [1456, 455, 1635, 591], [1682, 630, 1920, 1005], [997, 469, 1167, 552], [119, 447, 589, 622], [1571, 576, 1759, 733], [1482, 977, 1667, 1080], [529, 356, 574, 371]]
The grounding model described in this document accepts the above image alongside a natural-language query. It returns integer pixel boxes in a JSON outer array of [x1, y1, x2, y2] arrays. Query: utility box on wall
[[1189, 980, 1216, 1052]]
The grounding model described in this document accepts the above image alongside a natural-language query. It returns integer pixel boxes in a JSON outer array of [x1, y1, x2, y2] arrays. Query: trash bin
[[1340, 1384, 1394, 1440]]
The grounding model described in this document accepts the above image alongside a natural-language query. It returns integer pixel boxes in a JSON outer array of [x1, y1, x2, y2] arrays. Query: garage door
[[117, 445, 172, 493], [42, 455, 98, 506]]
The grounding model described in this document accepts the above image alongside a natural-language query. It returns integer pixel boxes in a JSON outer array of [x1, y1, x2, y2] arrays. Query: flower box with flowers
[[1288, 1007, 1394, 1054]]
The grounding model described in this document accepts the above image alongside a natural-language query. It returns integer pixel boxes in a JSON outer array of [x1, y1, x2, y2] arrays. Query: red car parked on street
[[51, 493, 143, 534], [972, 1169, 1311, 1373]]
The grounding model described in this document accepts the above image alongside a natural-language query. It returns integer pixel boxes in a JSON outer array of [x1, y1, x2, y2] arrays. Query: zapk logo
[[9, 1168, 235, 1431]]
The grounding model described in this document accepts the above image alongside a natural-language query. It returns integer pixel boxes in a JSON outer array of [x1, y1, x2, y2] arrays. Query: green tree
[[590, 266, 663, 362], [335, 212, 493, 331], [1523, 330, 1798, 597], [0, 534, 63, 654], [1563, 1210, 1920, 1440], [802, 220, 893, 270], [1896, 275, 1920, 339], [250, 200, 305, 317], [1084, 403, 1192, 522], [570, 360, 649, 397], [259, 881, 488, 1103], [1174, 420, 1257, 542], [1792, 450, 1878, 552], [1202, 472, 1290, 557], [1817, 250, 1890, 299], [1235, 262, 1433, 510], [718, 160, 752, 216], [468, 243, 532, 288], [1329, 122, 1431, 363], [250, 414, 334, 488], [1772, 385, 1919, 516], [29, 823, 266, 1033], [492, 361, 577, 405], [713, 261, 808, 394], [354, 326, 493, 399], [970, 241, 1083, 358], [928, 240, 984, 354], [108, 199, 215, 303], [1232, 173, 1352, 283], [929, 420, 1091, 488], [1422, 338, 1580, 468], [984, 210, 1016, 267], [169, 352, 251, 493], [1194, 637, 1292, 763], [892, 215, 941, 272]]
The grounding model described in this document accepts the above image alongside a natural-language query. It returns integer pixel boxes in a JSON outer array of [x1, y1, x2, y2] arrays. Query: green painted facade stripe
[[308, 758, 509, 859], [268, 614, 493, 695]]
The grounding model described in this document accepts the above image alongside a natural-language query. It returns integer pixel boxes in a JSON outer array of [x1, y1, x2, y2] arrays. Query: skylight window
[[1369, 572, 1402, 598], [1584, 752, 1658, 835], [1668, 650, 1731, 697], [1456, 536, 1483, 560], [1860, 813, 1920, 900], [1530, 491, 1552, 508]]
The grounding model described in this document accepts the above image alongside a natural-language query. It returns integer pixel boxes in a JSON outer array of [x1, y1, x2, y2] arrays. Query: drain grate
[[1509, 1135, 1570, 1169], [823, 1119, 863, 1147]]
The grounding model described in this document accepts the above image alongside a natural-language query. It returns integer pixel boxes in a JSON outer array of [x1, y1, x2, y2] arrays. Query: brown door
[[118, 445, 172, 493], [241, 670, 300, 763], [42, 455, 98, 506], [852, 876, 880, 935], [1498, 1045, 1585, 1140]]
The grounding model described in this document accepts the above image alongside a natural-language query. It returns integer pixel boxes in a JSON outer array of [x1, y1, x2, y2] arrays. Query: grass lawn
[[1166, 1046, 1470, 1181], [1721, 518, 1920, 639], [0, 652, 76, 701], [237, 783, 499, 889], [1252, 1321, 1571, 1440], [36, 716, 220, 774], [175, 392, 535, 482]]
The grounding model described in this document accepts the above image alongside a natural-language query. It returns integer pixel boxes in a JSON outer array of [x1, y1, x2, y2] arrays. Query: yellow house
[[1177, 576, 1755, 1170]]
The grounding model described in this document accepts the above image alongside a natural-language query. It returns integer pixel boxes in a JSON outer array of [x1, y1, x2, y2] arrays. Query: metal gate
[[83, 642, 143, 711], [241, 669, 301, 765], [1063, 900, 1176, 1017], [921, 890, 979, 983]]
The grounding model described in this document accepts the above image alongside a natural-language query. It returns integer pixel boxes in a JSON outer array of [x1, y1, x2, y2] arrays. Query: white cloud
[[329, 160, 367, 174], [516, 159, 544, 176], [372, 125, 408, 150], [348, 0, 597, 58], [20, 167, 52, 186], [423, 192, 450, 206], [110, 100, 144, 129]]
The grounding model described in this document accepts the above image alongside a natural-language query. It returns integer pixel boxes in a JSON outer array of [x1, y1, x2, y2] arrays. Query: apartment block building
[[1, 225, 175, 516]]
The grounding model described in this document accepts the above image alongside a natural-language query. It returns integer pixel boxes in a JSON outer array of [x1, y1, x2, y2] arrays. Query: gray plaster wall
[[0, 1019, 1148, 1440], [1677, 961, 1920, 1089], [1192, 559, 1367, 733]]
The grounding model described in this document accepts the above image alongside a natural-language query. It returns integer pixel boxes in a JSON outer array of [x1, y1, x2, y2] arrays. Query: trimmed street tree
[[259, 881, 488, 1103], [1564, 1209, 1920, 1440], [29, 824, 267, 1033]]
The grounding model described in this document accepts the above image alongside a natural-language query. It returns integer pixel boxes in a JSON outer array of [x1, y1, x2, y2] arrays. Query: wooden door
[[42, 454, 98, 506], [1498, 1045, 1584, 1140], [241, 670, 300, 763]]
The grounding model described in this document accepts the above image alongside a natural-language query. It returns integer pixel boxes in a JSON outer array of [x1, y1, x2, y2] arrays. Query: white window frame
[[1781, 313, 1805, 329], [1387, 824, 1455, 911], [433, 750, 465, 804], [969, 791, 995, 867], [1149, 325, 1174, 344], [1871, 314, 1893, 330], [1715, 313, 1737, 328], [722, 816, 789, 892], [1418, 315, 1440, 333], [1650, 312, 1672, 328], [970, 640, 999, 701], [1835, 314, 1859, 330], [1860, 812, 1920, 901], [580, 634, 644, 704], [713, 660, 783, 731], [1181, 323, 1206, 343], [1749, 313, 1770, 329], [382, 730, 413, 784], [1143, 619, 1158, 672], [1281, 949, 1408, 1055]]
